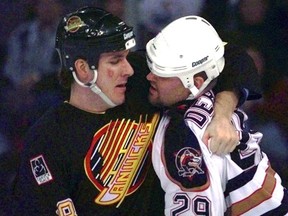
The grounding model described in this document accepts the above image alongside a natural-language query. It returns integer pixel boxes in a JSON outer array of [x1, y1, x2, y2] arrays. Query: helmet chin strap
[[72, 69, 117, 108], [187, 86, 200, 100]]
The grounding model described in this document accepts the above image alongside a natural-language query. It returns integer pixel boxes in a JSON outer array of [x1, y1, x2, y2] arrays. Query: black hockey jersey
[[12, 101, 164, 215]]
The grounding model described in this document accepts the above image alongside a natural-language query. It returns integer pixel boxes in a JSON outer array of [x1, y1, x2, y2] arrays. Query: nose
[[146, 72, 155, 81], [123, 59, 134, 77]]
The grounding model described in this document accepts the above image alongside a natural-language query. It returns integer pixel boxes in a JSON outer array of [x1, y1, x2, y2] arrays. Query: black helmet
[[55, 6, 136, 71]]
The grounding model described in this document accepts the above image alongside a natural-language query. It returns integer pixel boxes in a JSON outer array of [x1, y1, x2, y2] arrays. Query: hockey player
[[10, 6, 262, 215], [147, 16, 288, 215], [11, 7, 163, 215]]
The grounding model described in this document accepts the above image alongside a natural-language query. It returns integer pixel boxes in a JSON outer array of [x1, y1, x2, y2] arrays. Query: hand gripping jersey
[[9, 48, 263, 215], [152, 90, 288, 216]]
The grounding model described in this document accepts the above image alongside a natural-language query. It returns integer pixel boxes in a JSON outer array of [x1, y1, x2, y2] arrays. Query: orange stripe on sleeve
[[230, 166, 276, 216]]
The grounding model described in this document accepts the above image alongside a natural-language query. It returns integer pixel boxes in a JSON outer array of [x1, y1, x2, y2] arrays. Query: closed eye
[[109, 59, 121, 65]]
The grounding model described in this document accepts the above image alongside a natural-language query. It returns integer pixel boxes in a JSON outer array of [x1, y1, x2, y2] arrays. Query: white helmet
[[146, 16, 226, 99]]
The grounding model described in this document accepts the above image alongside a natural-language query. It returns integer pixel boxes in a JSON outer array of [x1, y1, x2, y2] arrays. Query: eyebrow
[[108, 50, 129, 58], [110, 53, 125, 59]]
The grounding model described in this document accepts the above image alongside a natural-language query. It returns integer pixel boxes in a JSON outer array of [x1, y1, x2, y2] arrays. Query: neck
[[69, 85, 109, 113]]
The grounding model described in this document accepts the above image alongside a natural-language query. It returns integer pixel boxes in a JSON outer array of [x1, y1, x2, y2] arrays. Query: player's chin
[[148, 95, 160, 107], [112, 94, 126, 106]]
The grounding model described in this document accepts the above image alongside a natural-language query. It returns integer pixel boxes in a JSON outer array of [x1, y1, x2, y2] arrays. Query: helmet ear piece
[[146, 16, 225, 99], [193, 75, 205, 89]]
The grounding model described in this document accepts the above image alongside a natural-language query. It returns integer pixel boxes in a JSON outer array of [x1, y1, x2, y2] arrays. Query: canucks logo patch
[[64, 16, 86, 33], [30, 155, 53, 185], [84, 114, 160, 207]]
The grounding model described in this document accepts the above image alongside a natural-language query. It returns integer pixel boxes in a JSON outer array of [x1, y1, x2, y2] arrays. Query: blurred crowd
[[0, 0, 287, 209]]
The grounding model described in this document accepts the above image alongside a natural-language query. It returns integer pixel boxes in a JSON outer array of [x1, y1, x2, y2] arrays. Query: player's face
[[97, 50, 134, 105], [146, 72, 190, 107]]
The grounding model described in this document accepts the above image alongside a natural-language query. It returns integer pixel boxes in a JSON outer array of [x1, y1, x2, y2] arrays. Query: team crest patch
[[84, 114, 160, 207], [64, 16, 86, 33], [176, 147, 204, 177], [30, 155, 53, 185]]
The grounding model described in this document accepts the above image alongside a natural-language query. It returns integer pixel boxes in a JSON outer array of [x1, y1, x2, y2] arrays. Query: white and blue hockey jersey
[[152, 90, 288, 216]]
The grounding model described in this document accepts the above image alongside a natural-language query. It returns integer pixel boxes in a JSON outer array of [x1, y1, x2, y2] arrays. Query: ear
[[194, 76, 205, 89], [74, 59, 91, 82]]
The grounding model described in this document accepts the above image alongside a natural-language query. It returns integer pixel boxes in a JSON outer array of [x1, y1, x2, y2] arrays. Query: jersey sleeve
[[224, 109, 288, 215], [11, 114, 77, 215], [213, 44, 262, 105]]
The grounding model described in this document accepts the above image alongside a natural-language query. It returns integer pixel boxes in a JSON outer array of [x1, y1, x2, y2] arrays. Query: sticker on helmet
[[125, 38, 136, 50], [123, 31, 133, 40], [64, 16, 86, 33], [192, 56, 209, 68]]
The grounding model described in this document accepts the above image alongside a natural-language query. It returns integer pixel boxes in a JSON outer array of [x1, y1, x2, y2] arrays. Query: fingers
[[202, 114, 240, 155], [216, 142, 237, 155], [208, 130, 239, 155], [208, 137, 219, 153]]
